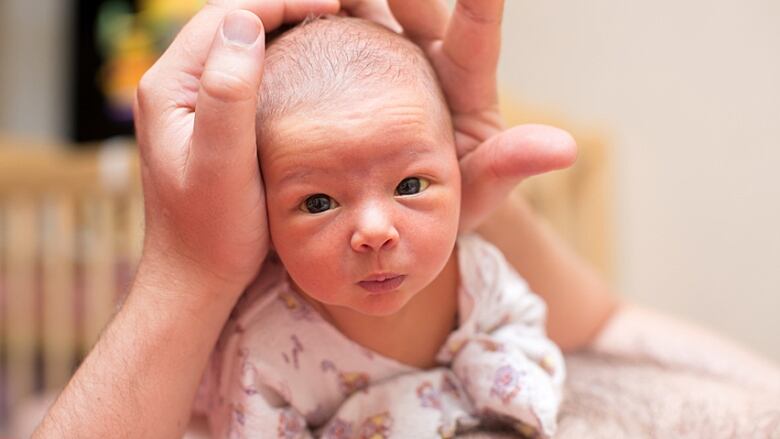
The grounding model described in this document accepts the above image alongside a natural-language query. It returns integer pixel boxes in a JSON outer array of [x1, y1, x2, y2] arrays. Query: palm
[[134, 1, 342, 290]]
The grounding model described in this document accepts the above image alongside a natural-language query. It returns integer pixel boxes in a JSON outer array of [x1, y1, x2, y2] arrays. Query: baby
[[195, 16, 565, 438]]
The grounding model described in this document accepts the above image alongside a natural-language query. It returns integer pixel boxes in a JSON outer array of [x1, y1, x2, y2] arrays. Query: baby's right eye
[[300, 194, 338, 214]]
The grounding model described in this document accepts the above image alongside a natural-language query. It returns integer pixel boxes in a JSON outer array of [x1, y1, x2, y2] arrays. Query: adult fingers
[[340, 0, 401, 32], [443, 0, 503, 74], [458, 124, 577, 232], [142, 0, 339, 112], [422, 0, 503, 114], [187, 10, 265, 185], [259, 0, 341, 27], [135, 0, 338, 170], [387, 0, 448, 44]]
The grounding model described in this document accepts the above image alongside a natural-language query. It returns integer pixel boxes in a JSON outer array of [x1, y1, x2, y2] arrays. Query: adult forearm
[[477, 195, 621, 352], [33, 261, 242, 438]]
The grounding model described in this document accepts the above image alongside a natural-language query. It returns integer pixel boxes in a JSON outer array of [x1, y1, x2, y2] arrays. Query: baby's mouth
[[357, 273, 406, 294]]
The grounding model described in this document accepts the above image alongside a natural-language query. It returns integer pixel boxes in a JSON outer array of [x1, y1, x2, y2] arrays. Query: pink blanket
[[466, 306, 780, 438], [11, 306, 780, 438]]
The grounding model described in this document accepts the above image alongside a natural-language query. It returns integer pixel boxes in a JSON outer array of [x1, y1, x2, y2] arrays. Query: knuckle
[[486, 144, 505, 180], [135, 69, 159, 113], [199, 69, 256, 103], [456, 0, 502, 27]]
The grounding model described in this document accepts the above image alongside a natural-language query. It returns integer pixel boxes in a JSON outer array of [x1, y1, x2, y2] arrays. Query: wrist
[[133, 244, 256, 311], [39, 255, 239, 439]]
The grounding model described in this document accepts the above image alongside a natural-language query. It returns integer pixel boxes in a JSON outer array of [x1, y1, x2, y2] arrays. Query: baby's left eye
[[395, 177, 430, 196]]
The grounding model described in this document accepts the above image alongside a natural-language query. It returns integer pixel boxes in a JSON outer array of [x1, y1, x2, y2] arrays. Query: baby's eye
[[301, 194, 338, 214], [395, 177, 430, 196]]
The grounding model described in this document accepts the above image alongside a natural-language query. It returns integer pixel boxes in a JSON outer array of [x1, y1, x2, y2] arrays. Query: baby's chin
[[348, 287, 419, 317], [297, 282, 420, 319]]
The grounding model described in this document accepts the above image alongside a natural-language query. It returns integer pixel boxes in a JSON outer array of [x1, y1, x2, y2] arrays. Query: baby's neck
[[308, 250, 459, 369]]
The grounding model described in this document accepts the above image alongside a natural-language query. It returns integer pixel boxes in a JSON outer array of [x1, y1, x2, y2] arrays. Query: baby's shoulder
[[225, 260, 322, 342], [209, 260, 333, 389], [456, 234, 542, 317], [457, 233, 507, 264], [456, 233, 527, 291]]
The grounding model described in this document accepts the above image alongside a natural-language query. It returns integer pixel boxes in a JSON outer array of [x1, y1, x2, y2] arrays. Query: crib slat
[[82, 196, 116, 349], [0, 203, 7, 426], [518, 171, 577, 244], [41, 194, 76, 390], [4, 196, 38, 403], [573, 139, 614, 279]]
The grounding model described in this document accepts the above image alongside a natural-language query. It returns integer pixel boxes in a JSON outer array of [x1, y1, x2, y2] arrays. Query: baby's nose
[[350, 204, 399, 252]]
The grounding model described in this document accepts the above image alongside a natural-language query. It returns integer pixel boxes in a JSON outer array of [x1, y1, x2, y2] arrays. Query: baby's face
[[260, 86, 461, 317]]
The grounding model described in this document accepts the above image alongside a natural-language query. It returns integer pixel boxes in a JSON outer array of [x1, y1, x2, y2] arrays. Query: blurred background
[[0, 0, 778, 435], [496, 0, 780, 363]]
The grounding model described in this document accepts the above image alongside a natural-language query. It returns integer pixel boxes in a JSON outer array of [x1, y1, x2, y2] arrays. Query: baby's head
[[257, 16, 460, 317]]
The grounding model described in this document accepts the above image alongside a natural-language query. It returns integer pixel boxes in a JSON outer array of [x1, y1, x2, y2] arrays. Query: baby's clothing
[[194, 234, 565, 438]]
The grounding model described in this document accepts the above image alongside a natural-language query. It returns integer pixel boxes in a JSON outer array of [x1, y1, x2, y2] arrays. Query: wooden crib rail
[[0, 138, 140, 195], [0, 138, 144, 430]]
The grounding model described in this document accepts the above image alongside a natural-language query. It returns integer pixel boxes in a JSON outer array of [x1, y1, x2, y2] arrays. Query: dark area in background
[[71, 0, 136, 144]]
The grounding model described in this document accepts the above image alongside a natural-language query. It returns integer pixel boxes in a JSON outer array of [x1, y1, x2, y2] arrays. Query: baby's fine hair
[[257, 15, 447, 129]]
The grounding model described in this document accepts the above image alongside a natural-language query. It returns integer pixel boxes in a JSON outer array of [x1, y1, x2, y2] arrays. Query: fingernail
[[222, 10, 262, 46]]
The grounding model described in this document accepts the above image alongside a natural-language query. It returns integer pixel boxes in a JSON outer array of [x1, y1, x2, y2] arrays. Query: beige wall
[[0, 0, 69, 139], [498, 0, 780, 361]]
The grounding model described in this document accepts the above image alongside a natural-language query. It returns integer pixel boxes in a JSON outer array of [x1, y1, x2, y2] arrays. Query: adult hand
[[342, 0, 577, 231], [134, 0, 340, 297]]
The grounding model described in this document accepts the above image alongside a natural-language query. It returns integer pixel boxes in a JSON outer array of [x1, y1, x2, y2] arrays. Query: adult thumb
[[188, 9, 265, 183], [459, 124, 577, 231]]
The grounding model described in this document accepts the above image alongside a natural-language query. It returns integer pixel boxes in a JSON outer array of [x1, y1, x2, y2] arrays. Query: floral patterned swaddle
[[194, 234, 565, 438]]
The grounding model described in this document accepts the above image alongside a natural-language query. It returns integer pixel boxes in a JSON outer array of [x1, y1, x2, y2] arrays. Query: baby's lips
[[357, 274, 406, 293], [361, 272, 403, 282]]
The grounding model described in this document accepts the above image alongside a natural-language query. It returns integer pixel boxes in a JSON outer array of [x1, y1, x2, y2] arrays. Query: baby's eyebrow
[[277, 167, 317, 186], [272, 142, 440, 187]]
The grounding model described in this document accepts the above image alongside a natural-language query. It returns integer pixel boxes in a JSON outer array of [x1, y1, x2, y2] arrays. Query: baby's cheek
[[407, 208, 458, 266], [279, 227, 346, 299]]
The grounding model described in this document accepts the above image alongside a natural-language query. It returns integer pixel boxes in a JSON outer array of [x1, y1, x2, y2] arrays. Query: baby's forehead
[[257, 16, 448, 135], [264, 89, 449, 157]]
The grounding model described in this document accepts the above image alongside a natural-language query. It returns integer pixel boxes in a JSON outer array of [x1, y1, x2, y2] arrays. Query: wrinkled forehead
[[256, 15, 452, 148], [261, 81, 451, 152], [258, 96, 457, 188]]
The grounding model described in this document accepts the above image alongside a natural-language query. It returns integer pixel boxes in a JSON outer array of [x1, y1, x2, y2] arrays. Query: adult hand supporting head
[[343, 0, 578, 232], [134, 0, 339, 300]]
